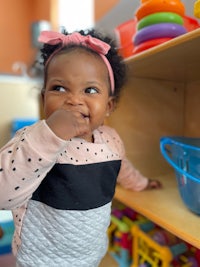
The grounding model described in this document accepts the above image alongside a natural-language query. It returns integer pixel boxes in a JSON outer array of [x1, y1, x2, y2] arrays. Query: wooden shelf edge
[[123, 28, 200, 82], [126, 28, 200, 64], [114, 173, 200, 249]]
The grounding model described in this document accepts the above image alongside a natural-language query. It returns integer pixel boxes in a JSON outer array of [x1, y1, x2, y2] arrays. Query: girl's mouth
[[81, 113, 89, 119], [81, 113, 90, 123]]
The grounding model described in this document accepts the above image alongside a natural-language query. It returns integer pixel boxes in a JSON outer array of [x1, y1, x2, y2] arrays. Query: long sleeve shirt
[[0, 120, 148, 267]]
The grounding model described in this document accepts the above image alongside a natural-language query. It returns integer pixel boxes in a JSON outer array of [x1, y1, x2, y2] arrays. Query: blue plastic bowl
[[160, 136, 200, 215]]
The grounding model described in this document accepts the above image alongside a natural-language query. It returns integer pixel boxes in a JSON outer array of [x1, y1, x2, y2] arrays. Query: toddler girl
[[0, 29, 161, 267]]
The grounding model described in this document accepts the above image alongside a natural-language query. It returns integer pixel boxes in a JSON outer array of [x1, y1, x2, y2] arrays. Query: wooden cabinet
[[107, 29, 200, 249]]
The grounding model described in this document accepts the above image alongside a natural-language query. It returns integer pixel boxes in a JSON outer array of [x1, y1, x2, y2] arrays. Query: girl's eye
[[85, 87, 98, 94], [52, 86, 65, 92]]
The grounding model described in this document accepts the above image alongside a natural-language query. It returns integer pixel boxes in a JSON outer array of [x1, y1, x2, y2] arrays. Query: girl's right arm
[[0, 120, 66, 210]]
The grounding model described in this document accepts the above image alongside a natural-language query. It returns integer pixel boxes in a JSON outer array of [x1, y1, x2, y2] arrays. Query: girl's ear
[[106, 96, 116, 117]]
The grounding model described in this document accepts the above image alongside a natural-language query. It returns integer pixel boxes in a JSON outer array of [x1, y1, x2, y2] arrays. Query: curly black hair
[[40, 28, 127, 102]]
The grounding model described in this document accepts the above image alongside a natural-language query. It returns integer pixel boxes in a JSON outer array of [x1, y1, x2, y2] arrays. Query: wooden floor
[[0, 252, 118, 267], [99, 253, 118, 267], [0, 253, 16, 267]]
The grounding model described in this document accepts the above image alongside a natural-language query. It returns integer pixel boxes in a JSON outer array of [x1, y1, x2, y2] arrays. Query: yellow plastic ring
[[135, 0, 185, 21], [137, 12, 184, 30]]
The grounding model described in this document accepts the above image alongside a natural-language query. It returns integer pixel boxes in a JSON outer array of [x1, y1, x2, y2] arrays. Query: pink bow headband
[[38, 31, 115, 93]]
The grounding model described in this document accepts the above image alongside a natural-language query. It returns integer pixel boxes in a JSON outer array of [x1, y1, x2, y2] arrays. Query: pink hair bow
[[38, 31, 115, 93], [38, 31, 111, 56]]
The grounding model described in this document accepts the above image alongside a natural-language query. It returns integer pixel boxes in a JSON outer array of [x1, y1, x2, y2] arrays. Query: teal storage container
[[160, 136, 200, 215]]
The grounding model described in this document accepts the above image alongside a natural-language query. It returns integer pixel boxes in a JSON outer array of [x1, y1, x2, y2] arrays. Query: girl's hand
[[146, 179, 162, 190], [46, 109, 91, 141]]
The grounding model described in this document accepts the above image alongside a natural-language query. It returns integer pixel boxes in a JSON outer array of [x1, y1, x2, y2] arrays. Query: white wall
[[58, 0, 94, 32], [0, 79, 40, 147]]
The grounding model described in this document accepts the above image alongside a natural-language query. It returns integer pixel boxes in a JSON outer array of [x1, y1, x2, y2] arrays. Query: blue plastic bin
[[0, 211, 14, 255], [160, 136, 200, 215], [11, 118, 38, 137]]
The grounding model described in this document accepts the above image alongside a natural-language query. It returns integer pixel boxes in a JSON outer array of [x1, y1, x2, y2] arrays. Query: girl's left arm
[[117, 156, 149, 191], [117, 157, 162, 191]]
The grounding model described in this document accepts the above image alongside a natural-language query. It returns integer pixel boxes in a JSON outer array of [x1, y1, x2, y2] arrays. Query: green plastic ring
[[137, 12, 184, 30]]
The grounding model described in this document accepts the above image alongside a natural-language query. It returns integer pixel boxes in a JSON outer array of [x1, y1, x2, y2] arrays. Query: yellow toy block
[[194, 0, 200, 18]]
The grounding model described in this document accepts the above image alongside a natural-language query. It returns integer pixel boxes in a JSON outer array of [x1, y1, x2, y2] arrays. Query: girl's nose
[[65, 92, 83, 106]]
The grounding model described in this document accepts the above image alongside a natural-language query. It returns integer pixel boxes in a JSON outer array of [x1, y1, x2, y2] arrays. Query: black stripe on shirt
[[31, 160, 121, 210]]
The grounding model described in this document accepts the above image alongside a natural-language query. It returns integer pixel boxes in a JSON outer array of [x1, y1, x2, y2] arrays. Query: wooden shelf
[[115, 173, 200, 249], [126, 28, 200, 82], [108, 28, 200, 251]]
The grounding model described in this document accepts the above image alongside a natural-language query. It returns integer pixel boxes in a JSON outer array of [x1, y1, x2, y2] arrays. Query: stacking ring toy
[[134, 23, 187, 46], [133, 37, 172, 54], [137, 12, 184, 30], [194, 0, 200, 18], [135, 0, 185, 21]]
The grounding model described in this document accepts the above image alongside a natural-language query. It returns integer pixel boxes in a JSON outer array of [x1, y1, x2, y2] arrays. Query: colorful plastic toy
[[133, 37, 172, 54], [115, 19, 137, 58], [130, 225, 200, 267], [137, 12, 184, 30], [108, 214, 132, 267], [171, 255, 199, 267], [132, 0, 188, 54], [108, 206, 200, 266], [152, 229, 180, 246], [183, 15, 200, 32], [108, 206, 155, 267], [134, 23, 186, 46], [131, 225, 173, 267], [0, 211, 14, 255], [194, 0, 200, 18], [135, 0, 185, 21]]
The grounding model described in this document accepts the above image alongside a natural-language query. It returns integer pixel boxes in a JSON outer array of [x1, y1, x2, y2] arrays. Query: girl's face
[[42, 48, 115, 140]]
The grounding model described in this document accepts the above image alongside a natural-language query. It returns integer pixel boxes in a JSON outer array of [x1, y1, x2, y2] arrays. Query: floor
[[0, 252, 118, 267], [99, 253, 118, 267], [0, 253, 16, 267]]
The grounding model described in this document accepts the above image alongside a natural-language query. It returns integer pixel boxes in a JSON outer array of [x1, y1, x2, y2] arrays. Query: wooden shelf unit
[[107, 28, 200, 249]]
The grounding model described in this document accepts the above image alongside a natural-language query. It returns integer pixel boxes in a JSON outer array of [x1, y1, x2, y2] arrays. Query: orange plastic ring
[[135, 0, 185, 21], [133, 37, 172, 54]]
